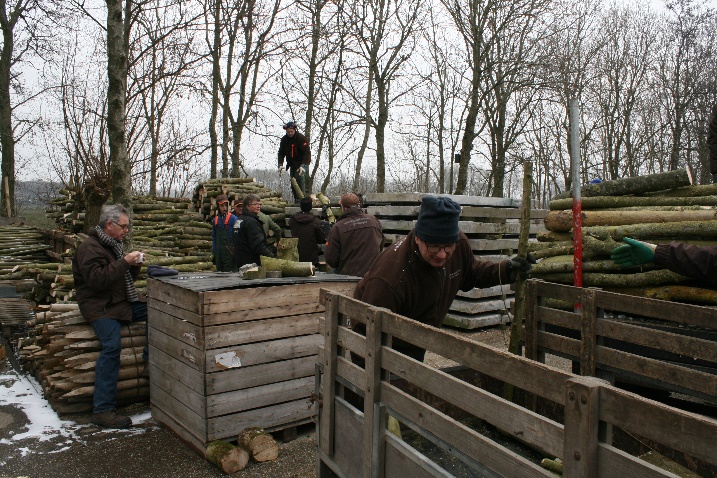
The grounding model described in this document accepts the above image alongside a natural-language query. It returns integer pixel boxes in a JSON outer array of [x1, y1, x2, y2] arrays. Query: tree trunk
[[545, 209, 717, 233], [551, 168, 693, 201], [0, 4, 18, 217], [237, 427, 279, 462], [209, 0, 220, 179], [205, 440, 250, 474], [260, 256, 314, 277], [106, 0, 132, 208], [550, 194, 717, 211], [581, 220, 717, 241], [276, 237, 299, 262], [533, 269, 688, 287]]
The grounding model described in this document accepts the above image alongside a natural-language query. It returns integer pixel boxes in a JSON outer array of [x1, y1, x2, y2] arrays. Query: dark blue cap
[[414, 196, 461, 244]]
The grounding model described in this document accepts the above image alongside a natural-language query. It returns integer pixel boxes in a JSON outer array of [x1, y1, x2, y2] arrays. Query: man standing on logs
[[277, 121, 311, 202], [353, 196, 533, 362], [289, 197, 325, 265], [211, 194, 239, 272], [234, 193, 276, 268], [611, 238, 717, 288], [72, 204, 147, 429], [325, 193, 384, 277]]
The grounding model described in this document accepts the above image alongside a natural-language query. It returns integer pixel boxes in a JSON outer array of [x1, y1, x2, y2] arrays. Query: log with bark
[[545, 209, 717, 232], [549, 194, 717, 211], [237, 427, 279, 462], [581, 220, 717, 241], [532, 269, 688, 287], [551, 168, 692, 200], [276, 238, 299, 262], [205, 440, 250, 474], [260, 256, 314, 277]]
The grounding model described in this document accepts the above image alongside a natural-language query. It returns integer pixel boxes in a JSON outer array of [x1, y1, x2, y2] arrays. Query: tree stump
[[237, 427, 279, 462], [276, 237, 299, 262], [205, 439, 250, 474], [260, 256, 314, 277]]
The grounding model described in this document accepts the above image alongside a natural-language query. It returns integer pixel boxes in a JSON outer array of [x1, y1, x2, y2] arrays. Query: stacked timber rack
[[317, 289, 717, 478], [17, 302, 148, 413], [531, 169, 717, 306], [361, 192, 547, 329], [146, 272, 358, 453]]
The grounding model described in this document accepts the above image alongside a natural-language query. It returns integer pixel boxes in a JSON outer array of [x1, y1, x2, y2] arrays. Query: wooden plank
[[320, 293, 340, 458], [382, 383, 551, 478], [368, 205, 544, 220], [149, 336, 204, 395], [466, 238, 521, 251], [382, 347, 564, 458], [149, 326, 203, 374], [563, 376, 603, 478], [151, 404, 207, 455], [456, 284, 513, 299], [379, 219, 542, 235], [384, 434, 452, 478], [596, 320, 717, 364], [336, 354, 367, 392], [337, 325, 367, 357], [151, 380, 207, 443], [330, 397, 365, 478], [149, 305, 204, 349], [150, 362, 206, 419], [147, 278, 201, 314], [381, 311, 573, 404], [596, 346, 717, 398], [538, 331, 581, 358], [594, 289, 715, 328], [597, 443, 676, 478], [362, 308, 384, 478], [203, 314, 320, 350], [538, 307, 580, 330], [580, 289, 597, 376], [207, 376, 314, 417], [534, 280, 582, 303], [525, 280, 538, 361], [202, 302, 324, 327], [206, 334, 321, 373], [207, 397, 314, 440], [598, 385, 717, 465], [362, 192, 521, 208], [206, 355, 316, 394], [148, 296, 201, 325]]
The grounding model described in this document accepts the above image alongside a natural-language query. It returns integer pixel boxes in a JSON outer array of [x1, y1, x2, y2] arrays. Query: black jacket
[[278, 131, 311, 169], [654, 242, 717, 288], [234, 211, 275, 267], [289, 211, 325, 264]]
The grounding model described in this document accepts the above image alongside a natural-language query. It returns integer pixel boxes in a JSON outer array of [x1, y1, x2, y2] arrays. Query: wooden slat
[[207, 397, 314, 440], [329, 397, 365, 478], [148, 296, 201, 325], [563, 377, 602, 478], [206, 376, 314, 417], [381, 383, 552, 478], [599, 385, 717, 464], [206, 355, 316, 395], [525, 280, 538, 361], [362, 192, 521, 208], [147, 278, 201, 314], [362, 308, 384, 478], [382, 348, 564, 458], [202, 301, 324, 327], [150, 404, 206, 455], [205, 334, 321, 373], [336, 354, 366, 392], [594, 290, 715, 328], [203, 314, 320, 349], [149, 328, 204, 375], [537, 331, 581, 358], [384, 433, 453, 478], [537, 306, 580, 330], [150, 362, 206, 419], [151, 381, 206, 442], [149, 305, 204, 349], [596, 346, 717, 398], [320, 293, 340, 458], [534, 280, 582, 303], [580, 289, 597, 376], [597, 444, 676, 478], [337, 325, 367, 357]]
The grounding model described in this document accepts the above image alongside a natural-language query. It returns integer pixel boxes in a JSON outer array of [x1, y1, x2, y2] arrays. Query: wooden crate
[[146, 272, 358, 452]]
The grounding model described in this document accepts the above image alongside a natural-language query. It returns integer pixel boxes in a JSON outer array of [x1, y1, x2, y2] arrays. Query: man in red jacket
[[72, 204, 147, 429]]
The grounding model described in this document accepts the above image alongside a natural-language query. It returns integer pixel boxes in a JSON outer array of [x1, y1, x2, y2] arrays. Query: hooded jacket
[[289, 211, 325, 264], [324, 207, 384, 277], [654, 242, 717, 288], [234, 210, 275, 267], [354, 230, 510, 361], [278, 131, 311, 169], [72, 228, 141, 323]]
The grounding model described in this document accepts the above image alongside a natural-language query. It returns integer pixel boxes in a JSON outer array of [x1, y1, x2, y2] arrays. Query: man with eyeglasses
[[72, 203, 147, 429], [354, 195, 532, 362], [234, 193, 276, 268]]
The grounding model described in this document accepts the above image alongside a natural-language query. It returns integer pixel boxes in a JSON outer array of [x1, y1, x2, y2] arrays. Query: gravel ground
[[1, 325, 565, 478]]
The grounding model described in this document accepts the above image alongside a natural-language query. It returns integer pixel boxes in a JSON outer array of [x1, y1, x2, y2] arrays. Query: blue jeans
[[91, 302, 148, 413]]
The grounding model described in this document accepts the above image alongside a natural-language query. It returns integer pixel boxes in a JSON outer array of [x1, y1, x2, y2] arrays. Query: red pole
[[569, 99, 583, 290], [573, 200, 583, 288]]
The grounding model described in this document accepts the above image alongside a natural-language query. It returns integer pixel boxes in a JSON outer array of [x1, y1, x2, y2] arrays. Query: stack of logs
[[205, 427, 280, 473], [530, 169, 717, 305], [17, 302, 148, 413], [0, 224, 53, 303]]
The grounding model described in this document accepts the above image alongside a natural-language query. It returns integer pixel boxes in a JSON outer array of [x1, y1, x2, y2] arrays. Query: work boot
[[92, 410, 132, 429]]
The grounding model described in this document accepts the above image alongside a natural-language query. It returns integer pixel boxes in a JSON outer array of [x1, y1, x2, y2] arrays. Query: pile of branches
[[530, 169, 717, 305]]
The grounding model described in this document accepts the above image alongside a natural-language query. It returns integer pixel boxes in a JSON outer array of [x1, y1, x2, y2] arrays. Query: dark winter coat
[[72, 228, 142, 323], [234, 210, 275, 267], [654, 242, 717, 288], [354, 230, 510, 361], [212, 212, 239, 272], [709, 101, 717, 176], [324, 207, 384, 277], [278, 131, 311, 169], [289, 211, 326, 264]]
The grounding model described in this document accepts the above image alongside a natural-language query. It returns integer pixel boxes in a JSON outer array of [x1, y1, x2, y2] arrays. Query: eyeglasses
[[425, 242, 458, 254], [248, 202, 261, 207], [111, 221, 130, 231]]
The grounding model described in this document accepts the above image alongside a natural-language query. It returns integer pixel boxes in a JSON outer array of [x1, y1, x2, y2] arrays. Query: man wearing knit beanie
[[353, 195, 532, 362]]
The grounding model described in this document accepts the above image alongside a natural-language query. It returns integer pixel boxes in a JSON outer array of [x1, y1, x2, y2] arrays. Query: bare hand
[[125, 250, 144, 265]]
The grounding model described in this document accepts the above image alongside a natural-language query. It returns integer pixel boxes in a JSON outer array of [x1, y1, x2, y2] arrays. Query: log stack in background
[[531, 169, 717, 306], [361, 193, 547, 329]]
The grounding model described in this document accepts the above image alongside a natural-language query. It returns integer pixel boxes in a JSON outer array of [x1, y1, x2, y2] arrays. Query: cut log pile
[[359, 192, 548, 329], [205, 427, 279, 473], [531, 169, 717, 305], [16, 302, 148, 414]]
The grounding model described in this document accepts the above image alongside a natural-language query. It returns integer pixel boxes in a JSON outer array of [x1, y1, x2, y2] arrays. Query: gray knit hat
[[414, 196, 461, 244]]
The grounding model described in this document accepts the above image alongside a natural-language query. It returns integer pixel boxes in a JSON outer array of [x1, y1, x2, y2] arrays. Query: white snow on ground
[[0, 364, 155, 457]]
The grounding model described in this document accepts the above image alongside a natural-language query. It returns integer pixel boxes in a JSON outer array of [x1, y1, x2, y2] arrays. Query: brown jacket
[[354, 230, 510, 360], [325, 207, 383, 277], [654, 242, 717, 288], [72, 229, 141, 323], [289, 211, 325, 264]]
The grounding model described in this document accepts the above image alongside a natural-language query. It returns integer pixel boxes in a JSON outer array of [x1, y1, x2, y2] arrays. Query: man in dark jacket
[[72, 204, 147, 429], [212, 194, 238, 271], [234, 193, 276, 267], [611, 238, 717, 288], [709, 100, 717, 183], [290, 197, 326, 265], [277, 121, 311, 202], [325, 193, 384, 277], [354, 196, 532, 362]]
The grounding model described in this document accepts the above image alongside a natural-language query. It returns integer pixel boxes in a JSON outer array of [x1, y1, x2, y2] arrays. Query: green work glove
[[610, 237, 656, 268]]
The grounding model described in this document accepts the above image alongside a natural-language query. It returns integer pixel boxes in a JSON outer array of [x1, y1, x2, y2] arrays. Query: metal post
[[569, 99, 583, 289]]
